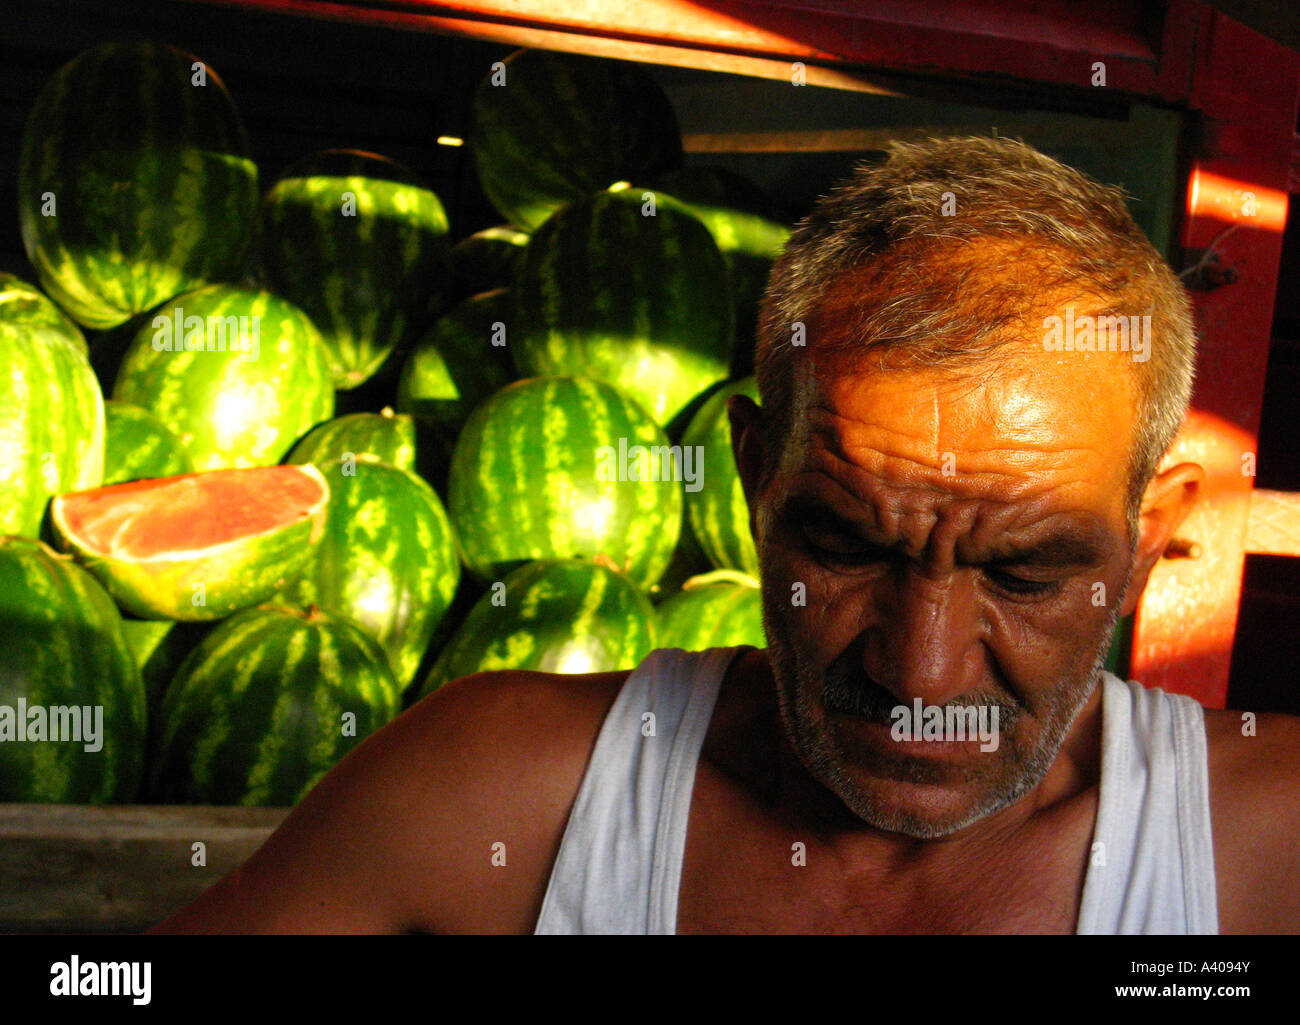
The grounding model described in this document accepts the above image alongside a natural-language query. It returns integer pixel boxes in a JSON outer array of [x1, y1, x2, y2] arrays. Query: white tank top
[[533, 646, 1218, 934]]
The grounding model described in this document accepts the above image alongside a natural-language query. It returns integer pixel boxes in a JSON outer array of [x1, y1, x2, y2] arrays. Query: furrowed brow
[[787, 494, 1108, 568], [992, 531, 1107, 568]]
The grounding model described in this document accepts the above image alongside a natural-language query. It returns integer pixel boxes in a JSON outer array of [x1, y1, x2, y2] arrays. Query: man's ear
[[1119, 461, 1206, 618], [727, 395, 766, 529]]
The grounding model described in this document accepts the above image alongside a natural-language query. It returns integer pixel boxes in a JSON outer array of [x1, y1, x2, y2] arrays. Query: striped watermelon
[[149, 606, 398, 806], [655, 570, 765, 651], [648, 168, 790, 376], [259, 148, 451, 390], [0, 537, 145, 802], [420, 558, 655, 696], [102, 400, 194, 485], [276, 459, 460, 693], [0, 273, 86, 352], [286, 407, 416, 474], [120, 617, 214, 771], [121, 618, 178, 707], [451, 226, 529, 299], [18, 40, 257, 330], [512, 186, 734, 427], [682, 377, 759, 576], [0, 305, 104, 538], [448, 376, 683, 591], [112, 284, 335, 470], [51, 464, 329, 621], [396, 288, 515, 431], [471, 48, 683, 232]]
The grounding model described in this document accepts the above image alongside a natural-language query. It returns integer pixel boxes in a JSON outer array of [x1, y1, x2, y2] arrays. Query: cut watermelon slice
[[51, 465, 329, 621]]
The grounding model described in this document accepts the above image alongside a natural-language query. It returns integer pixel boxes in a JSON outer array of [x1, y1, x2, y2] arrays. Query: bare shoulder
[[1202, 705, 1300, 933], [150, 667, 627, 935]]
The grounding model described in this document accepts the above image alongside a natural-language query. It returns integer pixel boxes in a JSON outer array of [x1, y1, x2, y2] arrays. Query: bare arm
[[1207, 708, 1300, 933], [149, 669, 620, 934]]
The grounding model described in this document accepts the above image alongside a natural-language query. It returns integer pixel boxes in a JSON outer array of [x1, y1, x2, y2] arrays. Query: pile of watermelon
[[0, 41, 783, 807]]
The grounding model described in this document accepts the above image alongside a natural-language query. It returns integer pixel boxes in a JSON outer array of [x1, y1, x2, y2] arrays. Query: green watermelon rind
[[395, 288, 516, 431], [450, 225, 530, 297], [102, 400, 196, 486], [420, 557, 656, 697], [471, 49, 683, 232], [111, 284, 336, 471], [18, 41, 258, 330], [681, 376, 760, 577], [0, 537, 146, 803], [150, 605, 398, 806], [0, 272, 88, 353], [654, 573, 766, 651], [259, 150, 451, 390], [447, 375, 683, 592], [511, 187, 734, 427], [0, 317, 105, 538], [277, 459, 461, 694], [285, 408, 417, 474]]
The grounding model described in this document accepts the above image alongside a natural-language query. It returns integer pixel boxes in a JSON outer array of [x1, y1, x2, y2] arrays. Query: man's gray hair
[[755, 135, 1197, 543]]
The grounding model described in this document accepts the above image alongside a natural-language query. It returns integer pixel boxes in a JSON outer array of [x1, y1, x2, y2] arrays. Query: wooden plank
[[0, 805, 286, 934], [682, 118, 1143, 154], [176, 0, 1166, 94]]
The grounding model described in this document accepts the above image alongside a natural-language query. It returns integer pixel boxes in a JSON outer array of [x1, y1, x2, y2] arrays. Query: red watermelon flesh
[[57, 466, 325, 559], [50, 465, 330, 621]]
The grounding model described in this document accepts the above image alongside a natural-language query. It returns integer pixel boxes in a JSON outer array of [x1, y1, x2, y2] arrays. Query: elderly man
[[153, 135, 1300, 934]]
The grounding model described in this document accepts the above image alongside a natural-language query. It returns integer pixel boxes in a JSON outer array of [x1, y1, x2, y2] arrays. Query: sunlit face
[[753, 318, 1142, 838]]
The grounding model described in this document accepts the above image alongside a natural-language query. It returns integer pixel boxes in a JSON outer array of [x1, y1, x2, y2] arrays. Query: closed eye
[[802, 522, 1062, 597], [799, 521, 892, 566], [984, 569, 1060, 597]]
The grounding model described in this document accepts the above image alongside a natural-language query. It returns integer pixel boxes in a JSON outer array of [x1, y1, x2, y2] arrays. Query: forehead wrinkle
[[787, 463, 1107, 572], [792, 420, 1108, 567], [802, 401, 1099, 497]]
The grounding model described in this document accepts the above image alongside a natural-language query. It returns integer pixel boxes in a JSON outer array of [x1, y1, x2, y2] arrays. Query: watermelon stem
[[682, 569, 759, 590]]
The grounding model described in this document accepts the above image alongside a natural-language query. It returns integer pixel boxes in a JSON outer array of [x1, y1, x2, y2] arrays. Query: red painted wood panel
[[1130, 11, 1299, 707]]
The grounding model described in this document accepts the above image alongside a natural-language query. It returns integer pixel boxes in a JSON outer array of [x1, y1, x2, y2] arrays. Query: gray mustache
[[820, 673, 1017, 729]]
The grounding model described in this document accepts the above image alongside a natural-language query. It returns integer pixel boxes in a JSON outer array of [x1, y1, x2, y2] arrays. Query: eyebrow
[[788, 497, 1109, 567], [991, 531, 1108, 568]]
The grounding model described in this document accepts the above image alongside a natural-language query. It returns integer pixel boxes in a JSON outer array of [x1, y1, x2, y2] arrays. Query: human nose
[[869, 566, 978, 708]]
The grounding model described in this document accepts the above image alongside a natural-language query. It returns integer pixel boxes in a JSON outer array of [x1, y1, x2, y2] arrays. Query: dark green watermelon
[[112, 284, 335, 470], [396, 288, 515, 432], [681, 376, 759, 576], [18, 40, 257, 330], [451, 225, 529, 299], [655, 570, 765, 651], [649, 509, 714, 602], [448, 376, 683, 591], [120, 616, 214, 779], [150, 606, 399, 806], [647, 168, 790, 376], [286, 407, 417, 474], [0, 302, 104, 537], [277, 459, 460, 693], [102, 400, 194, 485], [120, 617, 210, 714], [512, 186, 734, 427], [259, 148, 451, 389], [471, 48, 683, 232], [0, 537, 146, 802], [420, 558, 655, 696]]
